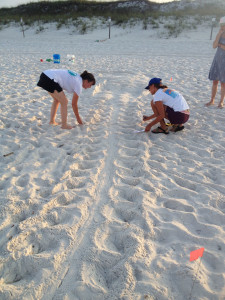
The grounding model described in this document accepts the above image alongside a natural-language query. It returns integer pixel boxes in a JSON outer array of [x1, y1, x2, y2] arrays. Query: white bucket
[[67, 55, 75, 64]]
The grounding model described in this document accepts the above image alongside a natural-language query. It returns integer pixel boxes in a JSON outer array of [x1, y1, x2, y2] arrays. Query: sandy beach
[[0, 21, 225, 300]]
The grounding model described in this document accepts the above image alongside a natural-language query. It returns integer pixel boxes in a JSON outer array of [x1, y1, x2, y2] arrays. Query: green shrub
[[79, 22, 87, 34], [36, 25, 45, 34], [0, 0, 223, 36], [142, 18, 148, 30]]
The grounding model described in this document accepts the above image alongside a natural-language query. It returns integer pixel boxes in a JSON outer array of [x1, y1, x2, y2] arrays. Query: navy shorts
[[166, 106, 189, 124], [37, 72, 63, 93]]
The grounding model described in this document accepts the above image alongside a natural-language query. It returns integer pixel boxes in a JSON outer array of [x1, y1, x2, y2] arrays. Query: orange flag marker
[[190, 248, 204, 261]]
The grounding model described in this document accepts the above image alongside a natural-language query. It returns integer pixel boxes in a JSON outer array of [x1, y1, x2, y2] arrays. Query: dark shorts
[[166, 106, 189, 124], [37, 72, 63, 93]]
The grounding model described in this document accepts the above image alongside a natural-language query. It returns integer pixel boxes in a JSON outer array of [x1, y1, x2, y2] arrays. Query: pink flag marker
[[190, 248, 204, 262]]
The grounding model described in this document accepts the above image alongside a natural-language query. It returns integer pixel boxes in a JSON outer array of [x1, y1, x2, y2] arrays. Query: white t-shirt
[[153, 88, 189, 112], [44, 69, 82, 95]]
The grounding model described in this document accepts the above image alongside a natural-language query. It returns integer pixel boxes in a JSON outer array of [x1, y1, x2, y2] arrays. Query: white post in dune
[[108, 17, 111, 39], [210, 18, 216, 40], [20, 18, 25, 38]]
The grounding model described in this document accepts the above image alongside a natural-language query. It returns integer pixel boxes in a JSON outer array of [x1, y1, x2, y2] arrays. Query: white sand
[[0, 22, 225, 300]]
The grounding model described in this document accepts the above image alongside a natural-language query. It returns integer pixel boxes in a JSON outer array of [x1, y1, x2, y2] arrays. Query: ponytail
[[80, 70, 96, 85], [154, 83, 168, 89]]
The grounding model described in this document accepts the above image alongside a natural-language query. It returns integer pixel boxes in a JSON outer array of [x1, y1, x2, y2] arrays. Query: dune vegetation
[[0, 0, 223, 37]]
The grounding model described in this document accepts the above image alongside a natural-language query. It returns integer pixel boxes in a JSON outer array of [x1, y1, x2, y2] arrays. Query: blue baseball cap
[[145, 77, 162, 89]]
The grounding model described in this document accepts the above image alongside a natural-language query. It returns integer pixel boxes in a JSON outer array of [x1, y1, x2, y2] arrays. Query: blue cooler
[[53, 54, 60, 63]]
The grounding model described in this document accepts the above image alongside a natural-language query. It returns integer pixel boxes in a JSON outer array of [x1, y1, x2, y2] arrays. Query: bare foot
[[49, 121, 60, 125], [205, 101, 214, 107], [218, 103, 224, 108], [61, 124, 73, 129]]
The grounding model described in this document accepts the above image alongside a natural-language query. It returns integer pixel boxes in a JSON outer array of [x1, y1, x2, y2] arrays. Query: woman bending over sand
[[143, 78, 190, 133], [37, 69, 95, 129], [206, 17, 225, 109]]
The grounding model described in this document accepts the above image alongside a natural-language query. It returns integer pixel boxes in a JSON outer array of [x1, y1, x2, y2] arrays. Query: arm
[[72, 92, 83, 125], [143, 114, 155, 121], [218, 43, 225, 51], [143, 99, 157, 121], [213, 28, 224, 48], [145, 101, 165, 132]]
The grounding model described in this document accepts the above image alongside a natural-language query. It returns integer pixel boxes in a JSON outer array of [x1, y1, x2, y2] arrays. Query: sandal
[[170, 125, 184, 132], [152, 126, 169, 134]]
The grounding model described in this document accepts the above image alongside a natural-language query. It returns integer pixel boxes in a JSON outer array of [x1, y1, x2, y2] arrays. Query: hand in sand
[[145, 124, 151, 132]]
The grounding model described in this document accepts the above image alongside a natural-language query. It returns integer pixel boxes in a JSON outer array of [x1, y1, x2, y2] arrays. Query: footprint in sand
[[38, 186, 52, 198], [115, 206, 138, 224], [78, 263, 107, 294], [66, 179, 86, 190], [2, 260, 26, 284], [16, 174, 30, 188], [118, 187, 143, 203], [78, 161, 97, 171], [163, 200, 194, 212], [118, 147, 141, 157], [70, 169, 89, 178], [55, 192, 71, 206]]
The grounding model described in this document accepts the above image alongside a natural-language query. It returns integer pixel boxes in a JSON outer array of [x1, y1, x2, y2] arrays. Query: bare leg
[[206, 80, 219, 106], [151, 100, 167, 130], [218, 82, 225, 108], [49, 94, 60, 125], [49, 91, 72, 129]]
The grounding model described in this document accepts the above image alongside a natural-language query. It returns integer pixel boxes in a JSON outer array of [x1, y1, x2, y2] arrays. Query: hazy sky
[[0, 0, 177, 9]]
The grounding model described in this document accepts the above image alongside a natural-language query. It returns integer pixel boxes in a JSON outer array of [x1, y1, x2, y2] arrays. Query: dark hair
[[80, 70, 96, 85], [153, 83, 168, 89]]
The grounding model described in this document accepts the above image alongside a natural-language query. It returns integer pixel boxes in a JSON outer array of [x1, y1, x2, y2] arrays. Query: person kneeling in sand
[[143, 78, 190, 133], [37, 69, 95, 129]]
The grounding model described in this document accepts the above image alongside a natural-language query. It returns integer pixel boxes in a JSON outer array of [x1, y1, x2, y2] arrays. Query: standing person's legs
[[49, 94, 60, 125], [218, 82, 225, 108], [49, 91, 72, 129], [37, 73, 72, 129], [206, 80, 219, 106]]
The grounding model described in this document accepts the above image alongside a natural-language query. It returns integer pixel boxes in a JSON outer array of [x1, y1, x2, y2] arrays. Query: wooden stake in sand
[[108, 17, 111, 39], [3, 152, 14, 157], [20, 18, 25, 38], [189, 248, 205, 300], [210, 18, 216, 40]]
